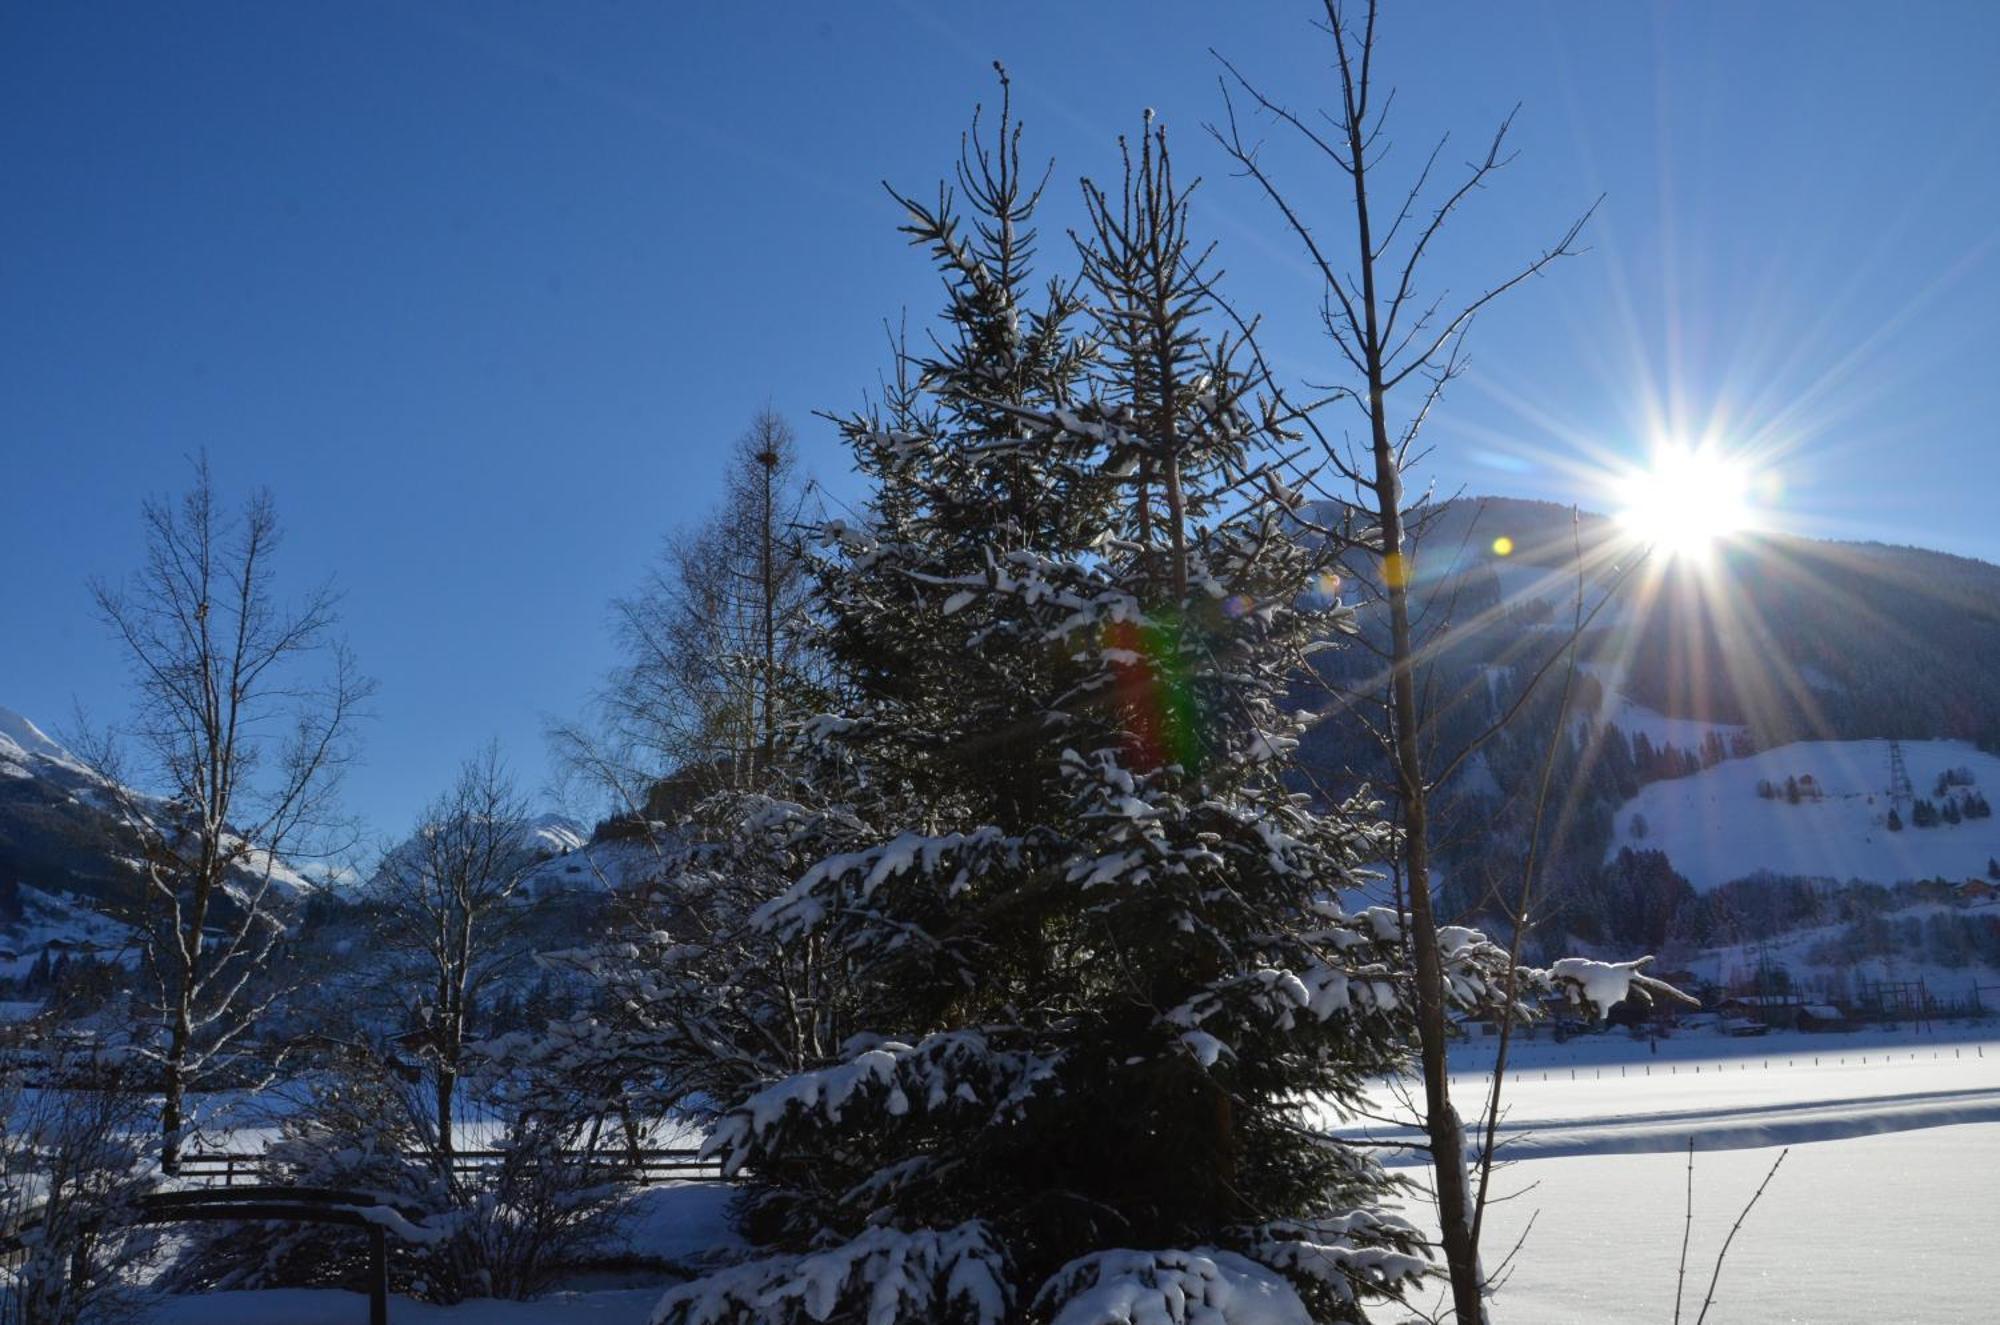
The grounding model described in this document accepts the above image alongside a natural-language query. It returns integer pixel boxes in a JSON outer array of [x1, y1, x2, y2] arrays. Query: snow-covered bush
[[431, 1112, 625, 1302], [0, 1060, 155, 1325], [515, 790, 872, 1139], [164, 1060, 451, 1297], [167, 1054, 620, 1304]]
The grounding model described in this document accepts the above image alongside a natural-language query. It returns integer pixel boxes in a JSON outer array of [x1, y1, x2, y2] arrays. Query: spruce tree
[[651, 82, 1680, 1325], [655, 91, 1433, 1325]]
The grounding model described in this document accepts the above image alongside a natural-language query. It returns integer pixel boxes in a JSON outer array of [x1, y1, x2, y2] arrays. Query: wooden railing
[[3, 1185, 435, 1325], [177, 1144, 722, 1187]]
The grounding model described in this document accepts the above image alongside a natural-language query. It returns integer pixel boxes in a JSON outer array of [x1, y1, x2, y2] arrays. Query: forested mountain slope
[[1296, 497, 2000, 951]]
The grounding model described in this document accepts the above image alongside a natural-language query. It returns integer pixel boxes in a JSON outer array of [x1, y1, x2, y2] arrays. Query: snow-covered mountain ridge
[[364, 810, 601, 899], [1413, 497, 2000, 749], [0, 705, 91, 779], [0, 703, 316, 908]]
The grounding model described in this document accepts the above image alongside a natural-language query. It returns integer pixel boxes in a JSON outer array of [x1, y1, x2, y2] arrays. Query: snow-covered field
[[0, 885, 136, 981], [1468, 1124, 2000, 1324], [1431, 1025, 2000, 1157], [125, 1026, 2000, 1323], [1611, 738, 2000, 890], [1395, 1026, 2000, 1321], [161, 1130, 1997, 1323]]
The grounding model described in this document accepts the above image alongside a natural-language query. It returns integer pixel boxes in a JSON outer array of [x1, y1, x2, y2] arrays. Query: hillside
[[1610, 738, 2000, 891], [357, 810, 663, 904], [1, 704, 315, 946], [0, 705, 151, 908], [1294, 498, 2000, 967], [1405, 497, 2000, 749]]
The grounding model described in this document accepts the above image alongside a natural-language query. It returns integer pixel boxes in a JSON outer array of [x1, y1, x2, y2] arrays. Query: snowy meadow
[[112, 1024, 2000, 1322]]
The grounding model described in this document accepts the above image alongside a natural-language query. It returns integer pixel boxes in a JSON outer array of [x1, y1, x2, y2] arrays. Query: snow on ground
[[143, 1286, 668, 1323], [615, 1182, 744, 1265], [1457, 1123, 2000, 1324], [1333, 1024, 2000, 1160], [142, 1121, 2000, 1325], [0, 884, 138, 980], [129, 1029, 2000, 1323], [1385, 1029, 2000, 1321], [1611, 738, 2000, 889]]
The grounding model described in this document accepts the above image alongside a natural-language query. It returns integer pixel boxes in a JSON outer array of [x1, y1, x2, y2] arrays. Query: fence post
[[369, 1224, 389, 1325]]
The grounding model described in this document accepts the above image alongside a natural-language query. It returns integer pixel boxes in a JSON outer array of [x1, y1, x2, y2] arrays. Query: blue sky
[[5, 2, 1997, 844]]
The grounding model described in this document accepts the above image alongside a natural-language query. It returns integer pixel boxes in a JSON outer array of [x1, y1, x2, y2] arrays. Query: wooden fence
[[177, 1144, 722, 1187]]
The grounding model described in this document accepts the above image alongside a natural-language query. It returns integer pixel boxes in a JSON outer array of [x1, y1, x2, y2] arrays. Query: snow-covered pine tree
[[654, 88, 1434, 1325], [644, 77, 1686, 1325]]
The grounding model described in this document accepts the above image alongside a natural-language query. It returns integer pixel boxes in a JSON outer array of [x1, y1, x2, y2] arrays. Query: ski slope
[[1611, 738, 2000, 890]]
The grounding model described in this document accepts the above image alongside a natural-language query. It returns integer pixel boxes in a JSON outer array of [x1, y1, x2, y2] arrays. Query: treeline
[[1571, 854, 2000, 975], [1893, 792, 1993, 830]]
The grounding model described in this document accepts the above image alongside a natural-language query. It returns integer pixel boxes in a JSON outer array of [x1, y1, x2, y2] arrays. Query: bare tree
[[86, 457, 370, 1172], [553, 409, 826, 820], [1213, 5, 1608, 1318], [370, 747, 539, 1156]]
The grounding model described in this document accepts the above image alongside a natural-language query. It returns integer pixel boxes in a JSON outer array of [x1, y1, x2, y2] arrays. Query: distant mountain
[[0, 704, 316, 918], [364, 810, 629, 901], [1381, 497, 2000, 749], [1297, 497, 2000, 949], [0, 706, 150, 909]]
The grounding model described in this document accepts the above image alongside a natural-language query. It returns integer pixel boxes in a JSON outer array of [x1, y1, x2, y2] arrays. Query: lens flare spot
[[1491, 536, 1514, 557], [1383, 552, 1412, 589], [1221, 594, 1255, 619], [1315, 572, 1342, 597]]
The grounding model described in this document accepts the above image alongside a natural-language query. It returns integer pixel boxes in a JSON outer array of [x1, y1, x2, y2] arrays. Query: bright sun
[[1615, 444, 1755, 560]]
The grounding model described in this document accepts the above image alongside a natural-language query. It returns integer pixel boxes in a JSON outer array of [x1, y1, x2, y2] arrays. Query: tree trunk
[[761, 450, 778, 769], [436, 1064, 456, 1157], [1344, 56, 1485, 1319], [160, 1052, 185, 1175]]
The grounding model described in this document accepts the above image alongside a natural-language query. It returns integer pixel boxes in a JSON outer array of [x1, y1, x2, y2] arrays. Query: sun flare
[[1614, 444, 1755, 560]]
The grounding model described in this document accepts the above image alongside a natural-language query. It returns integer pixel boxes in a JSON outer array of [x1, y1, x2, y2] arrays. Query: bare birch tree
[[553, 409, 825, 820], [1213, 5, 1604, 1318], [86, 457, 370, 1171], [370, 746, 538, 1155]]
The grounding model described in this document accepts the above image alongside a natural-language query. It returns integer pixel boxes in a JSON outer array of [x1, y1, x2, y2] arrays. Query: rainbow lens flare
[[1106, 615, 1204, 772]]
